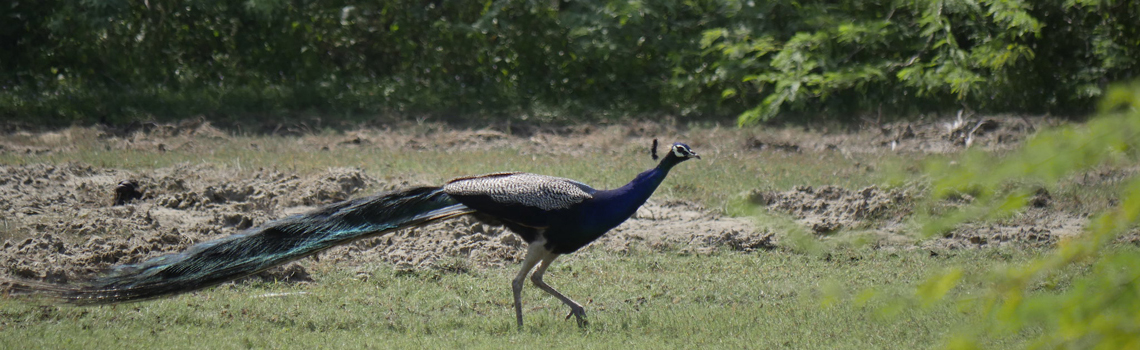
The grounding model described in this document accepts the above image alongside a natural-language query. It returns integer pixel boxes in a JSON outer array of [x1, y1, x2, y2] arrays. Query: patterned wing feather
[[443, 172, 595, 211]]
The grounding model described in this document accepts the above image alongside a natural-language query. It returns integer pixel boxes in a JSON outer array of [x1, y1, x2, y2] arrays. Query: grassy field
[[0, 248, 1061, 349], [0, 124, 1123, 349]]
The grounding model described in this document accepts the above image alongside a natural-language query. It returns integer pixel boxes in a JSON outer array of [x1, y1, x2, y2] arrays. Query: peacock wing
[[443, 172, 595, 211]]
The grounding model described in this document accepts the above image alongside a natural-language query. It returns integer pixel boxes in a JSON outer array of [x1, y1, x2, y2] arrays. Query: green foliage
[[913, 82, 1140, 348], [701, 0, 1140, 125], [3, 0, 1136, 126], [0, 0, 739, 126]]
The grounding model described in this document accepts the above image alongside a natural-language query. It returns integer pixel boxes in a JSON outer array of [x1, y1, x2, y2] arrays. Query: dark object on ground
[[112, 180, 143, 206]]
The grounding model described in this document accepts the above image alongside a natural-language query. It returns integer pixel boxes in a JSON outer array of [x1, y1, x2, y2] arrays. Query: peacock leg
[[530, 251, 587, 327], [512, 238, 547, 329]]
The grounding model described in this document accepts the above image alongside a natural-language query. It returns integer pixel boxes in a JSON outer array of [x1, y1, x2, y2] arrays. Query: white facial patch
[[672, 146, 688, 157]]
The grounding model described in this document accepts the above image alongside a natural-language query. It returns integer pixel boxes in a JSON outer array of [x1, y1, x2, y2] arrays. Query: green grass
[[0, 248, 1054, 349]]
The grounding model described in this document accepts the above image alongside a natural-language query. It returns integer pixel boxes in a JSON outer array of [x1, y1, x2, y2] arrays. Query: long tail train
[[2, 186, 473, 304]]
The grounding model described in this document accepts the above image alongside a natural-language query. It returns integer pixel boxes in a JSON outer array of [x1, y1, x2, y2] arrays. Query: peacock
[[2, 141, 700, 328]]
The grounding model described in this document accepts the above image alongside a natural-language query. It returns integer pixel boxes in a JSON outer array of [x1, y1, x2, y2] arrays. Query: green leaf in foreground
[[913, 82, 1140, 349]]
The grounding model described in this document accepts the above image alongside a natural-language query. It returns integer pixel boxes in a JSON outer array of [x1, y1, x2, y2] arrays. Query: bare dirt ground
[[0, 115, 1098, 285]]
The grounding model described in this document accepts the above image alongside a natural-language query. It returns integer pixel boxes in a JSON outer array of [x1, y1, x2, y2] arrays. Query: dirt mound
[[874, 114, 1042, 153], [599, 200, 772, 253], [929, 208, 1087, 249], [0, 163, 379, 281], [752, 184, 1089, 249], [750, 185, 913, 234], [740, 115, 1052, 154]]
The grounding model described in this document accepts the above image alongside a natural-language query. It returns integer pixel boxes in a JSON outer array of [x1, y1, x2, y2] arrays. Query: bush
[[701, 0, 1140, 125], [913, 82, 1140, 348]]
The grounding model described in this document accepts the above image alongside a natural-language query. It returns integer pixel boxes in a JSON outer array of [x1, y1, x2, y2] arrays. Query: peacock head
[[650, 139, 700, 162], [669, 142, 700, 160]]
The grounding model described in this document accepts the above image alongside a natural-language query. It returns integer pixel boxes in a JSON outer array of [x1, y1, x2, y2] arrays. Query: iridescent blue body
[[452, 157, 682, 255]]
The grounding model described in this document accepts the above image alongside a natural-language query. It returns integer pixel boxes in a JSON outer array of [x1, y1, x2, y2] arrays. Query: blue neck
[[589, 155, 685, 229]]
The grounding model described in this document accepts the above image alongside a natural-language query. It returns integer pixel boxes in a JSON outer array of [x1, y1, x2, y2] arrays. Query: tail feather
[[4, 186, 472, 304]]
